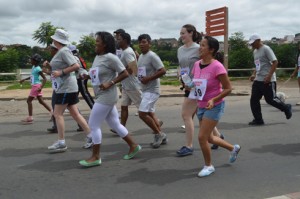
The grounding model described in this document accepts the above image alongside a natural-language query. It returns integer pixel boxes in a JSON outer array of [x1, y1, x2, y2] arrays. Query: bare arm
[[206, 74, 232, 109], [140, 67, 166, 84]]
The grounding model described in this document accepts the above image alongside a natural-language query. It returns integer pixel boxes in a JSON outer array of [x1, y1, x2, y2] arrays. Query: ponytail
[[215, 52, 224, 64]]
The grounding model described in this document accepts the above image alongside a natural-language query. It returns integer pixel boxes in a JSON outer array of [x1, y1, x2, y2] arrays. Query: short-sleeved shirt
[[253, 45, 277, 82], [191, 60, 227, 108], [177, 42, 199, 78], [137, 50, 164, 94], [90, 53, 125, 105], [31, 65, 42, 85], [120, 47, 140, 91], [50, 46, 78, 93]]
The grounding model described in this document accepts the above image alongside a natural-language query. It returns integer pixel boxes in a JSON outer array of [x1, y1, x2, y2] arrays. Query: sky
[[0, 0, 299, 47]]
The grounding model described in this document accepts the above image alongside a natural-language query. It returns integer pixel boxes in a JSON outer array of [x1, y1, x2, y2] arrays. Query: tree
[[0, 48, 20, 80], [77, 35, 96, 63], [32, 22, 64, 46], [228, 32, 253, 77]]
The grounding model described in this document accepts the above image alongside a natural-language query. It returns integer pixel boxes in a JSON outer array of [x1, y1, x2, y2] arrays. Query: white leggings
[[89, 103, 128, 144]]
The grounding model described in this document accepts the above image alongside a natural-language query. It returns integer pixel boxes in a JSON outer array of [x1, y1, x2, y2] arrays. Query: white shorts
[[121, 89, 142, 107], [139, 92, 160, 112]]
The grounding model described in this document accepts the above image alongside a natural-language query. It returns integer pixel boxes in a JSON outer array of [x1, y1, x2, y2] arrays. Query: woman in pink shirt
[[190, 36, 241, 177]]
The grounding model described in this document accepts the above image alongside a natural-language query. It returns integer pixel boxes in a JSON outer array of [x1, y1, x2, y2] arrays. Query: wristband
[[61, 70, 65, 76]]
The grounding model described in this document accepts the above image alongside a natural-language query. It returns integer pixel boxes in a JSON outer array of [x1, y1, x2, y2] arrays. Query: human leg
[[211, 127, 225, 150], [263, 82, 292, 119], [81, 103, 110, 163], [249, 81, 264, 124], [78, 79, 94, 109], [120, 106, 129, 126], [181, 97, 197, 148], [37, 96, 52, 112]]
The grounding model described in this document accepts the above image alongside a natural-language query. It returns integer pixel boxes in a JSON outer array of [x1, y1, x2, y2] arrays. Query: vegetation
[[0, 21, 299, 83]]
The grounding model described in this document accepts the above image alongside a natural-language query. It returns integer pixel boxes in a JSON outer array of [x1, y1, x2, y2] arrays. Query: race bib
[[116, 49, 122, 59], [30, 75, 34, 85], [188, 79, 207, 100], [89, 68, 100, 86], [255, 59, 261, 71], [51, 74, 61, 92], [138, 66, 146, 81]]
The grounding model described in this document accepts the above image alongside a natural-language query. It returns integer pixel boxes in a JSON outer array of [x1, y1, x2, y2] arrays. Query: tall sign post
[[205, 7, 229, 69]]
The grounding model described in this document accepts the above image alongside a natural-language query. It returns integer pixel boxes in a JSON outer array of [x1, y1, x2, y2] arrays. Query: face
[[30, 58, 37, 65], [250, 40, 260, 49], [95, 35, 106, 55], [118, 36, 125, 49], [139, 38, 150, 54], [180, 27, 193, 44], [199, 38, 213, 59]]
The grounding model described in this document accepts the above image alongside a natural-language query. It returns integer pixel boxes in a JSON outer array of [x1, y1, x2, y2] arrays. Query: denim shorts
[[196, 101, 225, 121]]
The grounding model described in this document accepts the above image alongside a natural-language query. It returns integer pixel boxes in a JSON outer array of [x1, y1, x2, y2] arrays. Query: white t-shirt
[[137, 50, 164, 94], [50, 46, 78, 93], [253, 45, 277, 82], [90, 53, 125, 105], [120, 47, 140, 90]]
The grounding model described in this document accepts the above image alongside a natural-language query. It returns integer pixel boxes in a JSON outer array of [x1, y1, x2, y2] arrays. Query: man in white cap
[[248, 34, 292, 125]]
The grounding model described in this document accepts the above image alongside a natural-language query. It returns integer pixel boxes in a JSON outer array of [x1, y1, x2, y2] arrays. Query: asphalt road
[[0, 91, 299, 199]]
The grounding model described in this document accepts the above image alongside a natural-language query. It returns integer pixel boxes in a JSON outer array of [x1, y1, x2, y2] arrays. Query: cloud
[[0, 0, 299, 46]]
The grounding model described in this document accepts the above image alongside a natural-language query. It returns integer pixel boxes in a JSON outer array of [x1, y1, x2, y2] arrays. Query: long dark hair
[[204, 36, 224, 64], [95, 31, 116, 54]]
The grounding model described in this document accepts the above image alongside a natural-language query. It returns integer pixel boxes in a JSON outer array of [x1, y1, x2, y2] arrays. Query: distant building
[[294, 33, 300, 43], [156, 38, 178, 48]]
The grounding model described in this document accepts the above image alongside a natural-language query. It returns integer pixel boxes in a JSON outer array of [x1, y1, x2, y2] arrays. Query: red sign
[[206, 7, 228, 36]]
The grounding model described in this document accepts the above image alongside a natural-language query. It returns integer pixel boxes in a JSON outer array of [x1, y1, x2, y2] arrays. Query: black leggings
[[77, 79, 94, 109]]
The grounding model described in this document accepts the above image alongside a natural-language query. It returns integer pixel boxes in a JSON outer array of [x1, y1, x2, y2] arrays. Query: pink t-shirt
[[191, 59, 227, 108]]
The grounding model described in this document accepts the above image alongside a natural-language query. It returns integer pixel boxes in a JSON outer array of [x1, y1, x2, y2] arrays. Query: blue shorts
[[196, 101, 225, 121]]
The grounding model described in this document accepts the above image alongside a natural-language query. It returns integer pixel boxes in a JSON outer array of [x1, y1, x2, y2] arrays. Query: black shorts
[[55, 92, 79, 105], [184, 90, 190, 98]]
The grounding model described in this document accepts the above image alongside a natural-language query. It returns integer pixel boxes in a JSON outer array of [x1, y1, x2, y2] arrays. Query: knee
[[138, 111, 146, 119]]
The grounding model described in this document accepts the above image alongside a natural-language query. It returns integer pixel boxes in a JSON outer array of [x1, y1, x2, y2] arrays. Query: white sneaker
[[83, 137, 93, 149], [229, 144, 241, 163], [198, 165, 215, 177], [48, 141, 67, 153], [181, 125, 185, 129]]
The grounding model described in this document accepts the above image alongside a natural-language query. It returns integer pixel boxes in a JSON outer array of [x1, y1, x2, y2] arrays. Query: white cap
[[248, 34, 261, 45]]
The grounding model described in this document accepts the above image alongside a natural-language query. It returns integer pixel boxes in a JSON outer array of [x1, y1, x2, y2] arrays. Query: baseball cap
[[248, 34, 261, 45], [114, 29, 125, 34]]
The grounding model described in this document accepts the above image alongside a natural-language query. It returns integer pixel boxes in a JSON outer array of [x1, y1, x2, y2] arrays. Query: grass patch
[[6, 81, 52, 90], [160, 76, 181, 86]]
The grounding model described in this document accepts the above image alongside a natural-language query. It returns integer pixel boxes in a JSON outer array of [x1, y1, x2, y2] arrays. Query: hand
[[37, 87, 42, 92], [19, 79, 24, 84], [43, 60, 49, 67], [140, 76, 150, 84], [99, 82, 112, 90], [249, 75, 255, 81], [80, 74, 89, 80], [205, 99, 214, 110], [52, 70, 63, 78]]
